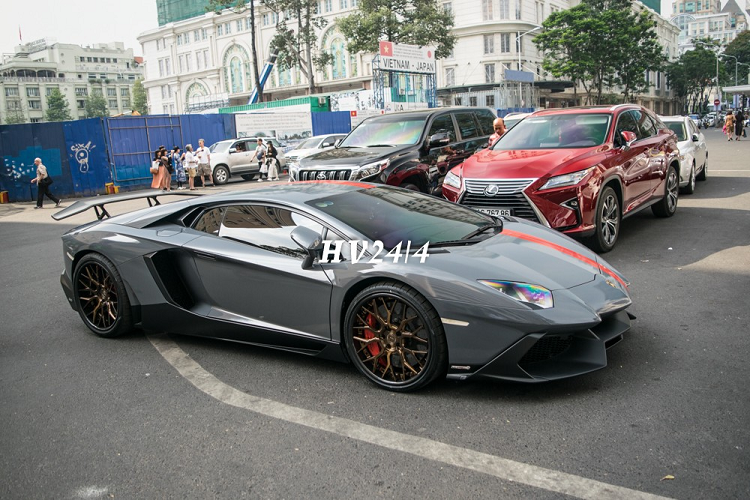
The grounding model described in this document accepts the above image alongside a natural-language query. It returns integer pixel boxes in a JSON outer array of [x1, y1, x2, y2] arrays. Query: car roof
[[364, 106, 493, 120], [529, 105, 641, 117]]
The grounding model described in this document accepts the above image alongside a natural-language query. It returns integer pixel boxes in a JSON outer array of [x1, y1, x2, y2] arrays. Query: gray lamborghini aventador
[[54, 181, 634, 392]]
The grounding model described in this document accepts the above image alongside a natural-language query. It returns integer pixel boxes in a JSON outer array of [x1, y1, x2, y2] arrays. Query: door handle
[[194, 252, 216, 261]]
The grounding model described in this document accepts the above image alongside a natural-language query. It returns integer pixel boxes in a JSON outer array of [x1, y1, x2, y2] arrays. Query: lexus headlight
[[478, 280, 554, 309], [352, 159, 389, 180], [444, 170, 461, 189], [539, 167, 594, 191]]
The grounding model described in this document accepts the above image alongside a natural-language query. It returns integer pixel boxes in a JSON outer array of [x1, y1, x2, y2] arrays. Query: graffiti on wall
[[70, 142, 96, 173]]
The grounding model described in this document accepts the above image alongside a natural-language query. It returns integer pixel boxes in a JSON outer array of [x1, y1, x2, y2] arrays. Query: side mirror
[[229, 147, 237, 153], [692, 134, 700, 142], [620, 131, 637, 149], [291, 226, 323, 269], [321, 142, 332, 148], [429, 132, 451, 148]]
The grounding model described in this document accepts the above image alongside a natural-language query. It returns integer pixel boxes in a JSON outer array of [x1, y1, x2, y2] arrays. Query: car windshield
[[306, 187, 494, 250], [294, 137, 323, 150], [666, 122, 687, 141], [494, 113, 611, 150], [210, 142, 230, 153], [339, 116, 426, 147]]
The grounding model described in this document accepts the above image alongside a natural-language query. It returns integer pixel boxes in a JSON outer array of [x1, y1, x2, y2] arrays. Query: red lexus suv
[[442, 105, 681, 252]]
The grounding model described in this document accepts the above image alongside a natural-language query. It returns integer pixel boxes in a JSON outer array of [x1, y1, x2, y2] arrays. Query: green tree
[[337, 0, 456, 59], [45, 89, 73, 122], [132, 78, 148, 115], [534, 0, 666, 104], [264, 0, 331, 94], [722, 31, 750, 86], [666, 40, 723, 114], [3, 105, 27, 125], [207, 0, 263, 101], [84, 90, 109, 118]]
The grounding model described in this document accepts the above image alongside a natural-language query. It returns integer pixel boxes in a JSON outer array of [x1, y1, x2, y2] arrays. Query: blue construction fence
[[0, 111, 352, 203]]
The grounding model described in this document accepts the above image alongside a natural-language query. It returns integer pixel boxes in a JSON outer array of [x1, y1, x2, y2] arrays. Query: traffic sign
[[714, 99, 720, 106]]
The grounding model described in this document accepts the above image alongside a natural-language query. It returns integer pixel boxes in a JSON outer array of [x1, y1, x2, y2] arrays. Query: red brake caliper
[[364, 313, 382, 359]]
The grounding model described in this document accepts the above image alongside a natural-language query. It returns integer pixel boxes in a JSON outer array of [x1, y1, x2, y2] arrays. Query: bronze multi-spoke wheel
[[74, 254, 132, 338], [344, 282, 447, 392]]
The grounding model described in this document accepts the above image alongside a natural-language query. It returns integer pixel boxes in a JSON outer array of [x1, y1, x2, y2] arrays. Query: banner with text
[[376, 42, 436, 74]]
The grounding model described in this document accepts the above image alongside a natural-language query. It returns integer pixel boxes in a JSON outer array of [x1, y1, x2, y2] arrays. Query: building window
[[179, 54, 184, 72], [5, 88, 19, 96], [107, 88, 116, 96], [482, 0, 493, 20], [185, 53, 191, 72], [263, 13, 269, 26], [6, 101, 21, 110], [121, 88, 128, 96], [93, 57, 99, 63], [109, 99, 118, 108], [28, 100, 41, 109], [161, 86, 167, 99], [485, 63, 495, 83], [657, 71, 661, 89], [236, 20, 243, 32], [499, 0, 509, 19], [77, 100, 85, 109], [325, 0, 332, 12], [217, 24, 223, 36], [122, 99, 130, 107], [484, 34, 494, 54], [75, 88, 88, 96], [445, 68, 455, 86], [88, 73, 97, 80], [225, 22, 231, 34], [486, 95, 495, 107], [194, 30, 200, 42], [196, 51, 203, 70], [515, 0, 522, 20], [454, 96, 462, 105], [177, 34, 183, 45], [442, 1, 452, 13], [245, 17, 252, 30], [202, 29, 207, 40], [165, 58, 171, 75], [27, 88, 40, 97], [340, 0, 348, 8], [500, 33, 511, 53], [469, 96, 478, 106], [536, 1, 543, 23], [204, 49, 210, 68], [159, 59, 164, 77], [30, 118, 41, 123]]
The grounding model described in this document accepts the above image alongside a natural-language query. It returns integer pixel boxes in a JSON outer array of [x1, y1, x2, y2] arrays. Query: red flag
[[379, 41, 393, 57]]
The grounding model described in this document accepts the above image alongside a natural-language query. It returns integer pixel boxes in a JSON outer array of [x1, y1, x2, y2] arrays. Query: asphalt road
[[1, 129, 748, 500]]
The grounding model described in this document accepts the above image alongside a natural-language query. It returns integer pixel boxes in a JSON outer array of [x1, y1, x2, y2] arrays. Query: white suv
[[209, 138, 287, 184]]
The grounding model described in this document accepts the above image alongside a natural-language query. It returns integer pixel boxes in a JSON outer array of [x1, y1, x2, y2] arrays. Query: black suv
[[295, 107, 496, 194]]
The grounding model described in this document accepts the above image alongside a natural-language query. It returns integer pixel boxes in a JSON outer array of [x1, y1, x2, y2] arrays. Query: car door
[[688, 120, 707, 168], [183, 204, 333, 341], [613, 110, 653, 212], [228, 140, 253, 173], [417, 113, 461, 192], [636, 110, 672, 196]]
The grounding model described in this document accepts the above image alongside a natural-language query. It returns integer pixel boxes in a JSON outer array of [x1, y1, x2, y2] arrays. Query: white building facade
[[0, 40, 144, 123]]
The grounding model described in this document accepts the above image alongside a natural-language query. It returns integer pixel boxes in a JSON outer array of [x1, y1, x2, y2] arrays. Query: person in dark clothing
[[735, 109, 744, 141], [30, 158, 61, 209]]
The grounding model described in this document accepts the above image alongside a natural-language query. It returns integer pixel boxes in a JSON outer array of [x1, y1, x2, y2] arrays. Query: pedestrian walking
[[184, 144, 198, 190], [30, 157, 61, 209], [151, 149, 166, 189], [725, 111, 735, 141], [195, 138, 213, 187], [172, 146, 186, 189], [159, 147, 172, 191], [250, 138, 268, 181], [266, 141, 281, 181], [735, 109, 744, 141]]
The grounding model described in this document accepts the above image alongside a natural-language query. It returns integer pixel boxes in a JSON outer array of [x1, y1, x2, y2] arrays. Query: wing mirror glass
[[692, 134, 700, 142], [291, 226, 324, 269], [229, 147, 237, 153]]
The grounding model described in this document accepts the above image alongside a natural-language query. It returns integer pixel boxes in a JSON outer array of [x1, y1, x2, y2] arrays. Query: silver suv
[[209, 138, 287, 184]]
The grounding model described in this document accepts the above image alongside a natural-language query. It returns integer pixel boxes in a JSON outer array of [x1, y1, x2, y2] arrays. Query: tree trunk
[[304, 2, 315, 94], [250, 1, 262, 102]]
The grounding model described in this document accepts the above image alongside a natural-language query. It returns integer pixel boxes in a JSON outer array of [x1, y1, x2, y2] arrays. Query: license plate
[[476, 208, 512, 217]]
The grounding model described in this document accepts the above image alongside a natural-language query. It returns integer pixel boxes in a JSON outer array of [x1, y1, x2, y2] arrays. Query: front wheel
[[343, 282, 447, 392], [213, 166, 230, 185], [696, 156, 707, 181], [652, 165, 679, 218], [73, 253, 133, 338], [681, 163, 696, 195], [589, 186, 620, 253]]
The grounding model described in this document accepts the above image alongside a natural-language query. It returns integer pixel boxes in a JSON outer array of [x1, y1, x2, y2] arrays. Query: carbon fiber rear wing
[[52, 189, 204, 221]]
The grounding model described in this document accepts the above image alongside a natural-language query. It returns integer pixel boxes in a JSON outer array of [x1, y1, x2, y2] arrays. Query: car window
[[193, 207, 227, 235], [616, 111, 640, 139], [665, 122, 687, 141], [633, 110, 656, 138], [495, 113, 610, 150], [209, 142, 230, 153], [340, 116, 426, 147], [427, 114, 457, 142], [321, 136, 340, 147], [232, 140, 247, 152], [218, 205, 325, 259], [455, 112, 481, 139], [474, 109, 497, 136]]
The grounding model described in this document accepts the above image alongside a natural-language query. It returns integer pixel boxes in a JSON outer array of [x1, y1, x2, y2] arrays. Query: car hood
[[300, 146, 409, 168], [460, 147, 604, 179], [434, 219, 613, 290]]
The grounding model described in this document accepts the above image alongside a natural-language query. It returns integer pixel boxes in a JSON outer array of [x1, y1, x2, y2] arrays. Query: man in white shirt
[[195, 138, 213, 187], [30, 158, 62, 209], [249, 138, 268, 181]]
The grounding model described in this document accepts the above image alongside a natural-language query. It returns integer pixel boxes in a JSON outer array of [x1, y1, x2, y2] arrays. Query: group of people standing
[[723, 110, 745, 141], [151, 138, 213, 191]]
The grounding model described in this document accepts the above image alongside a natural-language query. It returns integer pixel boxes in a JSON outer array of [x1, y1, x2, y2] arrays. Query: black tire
[[343, 282, 448, 392], [73, 254, 133, 338], [696, 155, 707, 181], [589, 186, 620, 253], [401, 183, 420, 192], [652, 165, 679, 218], [241, 174, 256, 181], [681, 162, 696, 195], [213, 165, 230, 185]]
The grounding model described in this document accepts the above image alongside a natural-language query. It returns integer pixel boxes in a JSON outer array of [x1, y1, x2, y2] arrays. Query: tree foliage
[[337, 0, 456, 59], [3, 106, 27, 125], [132, 79, 148, 115], [534, 0, 666, 104], [85, 90, 109, 118], [722, 31, 750, 86], [666, 39, 724, 114], [45, 89, 72, 122], [264, 0, 331, 94]]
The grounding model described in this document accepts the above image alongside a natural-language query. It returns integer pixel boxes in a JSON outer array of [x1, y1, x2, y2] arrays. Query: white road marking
[[148, 334, 674, 500]]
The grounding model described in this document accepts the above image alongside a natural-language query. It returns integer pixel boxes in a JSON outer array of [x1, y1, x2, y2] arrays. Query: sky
[[2, 0, 158, 57]]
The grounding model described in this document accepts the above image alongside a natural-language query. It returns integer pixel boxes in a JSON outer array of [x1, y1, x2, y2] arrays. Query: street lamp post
[[720, 54, 738, 85], [515, 26, 543, 108]]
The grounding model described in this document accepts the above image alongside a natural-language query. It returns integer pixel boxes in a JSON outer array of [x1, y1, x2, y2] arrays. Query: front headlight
[[444, 170, 461, 189], [478, 280, 554, 309], [352, 159, 389, 180], [539, 167, 594, 191]]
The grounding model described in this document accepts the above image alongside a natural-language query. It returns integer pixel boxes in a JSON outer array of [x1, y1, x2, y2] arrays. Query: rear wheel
[[681, 162, 696, 194], [241, 174, 255, 182], [590, 186, 620, 253], [343, 282, 447, 392], [73, 254, 132, 338], [652, 165, 679, 218], [213, 166, 230, 185]]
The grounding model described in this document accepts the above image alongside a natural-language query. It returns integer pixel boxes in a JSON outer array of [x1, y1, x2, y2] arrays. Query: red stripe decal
[[298, 180, 374, 189], [501, 229, 628, 288]]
